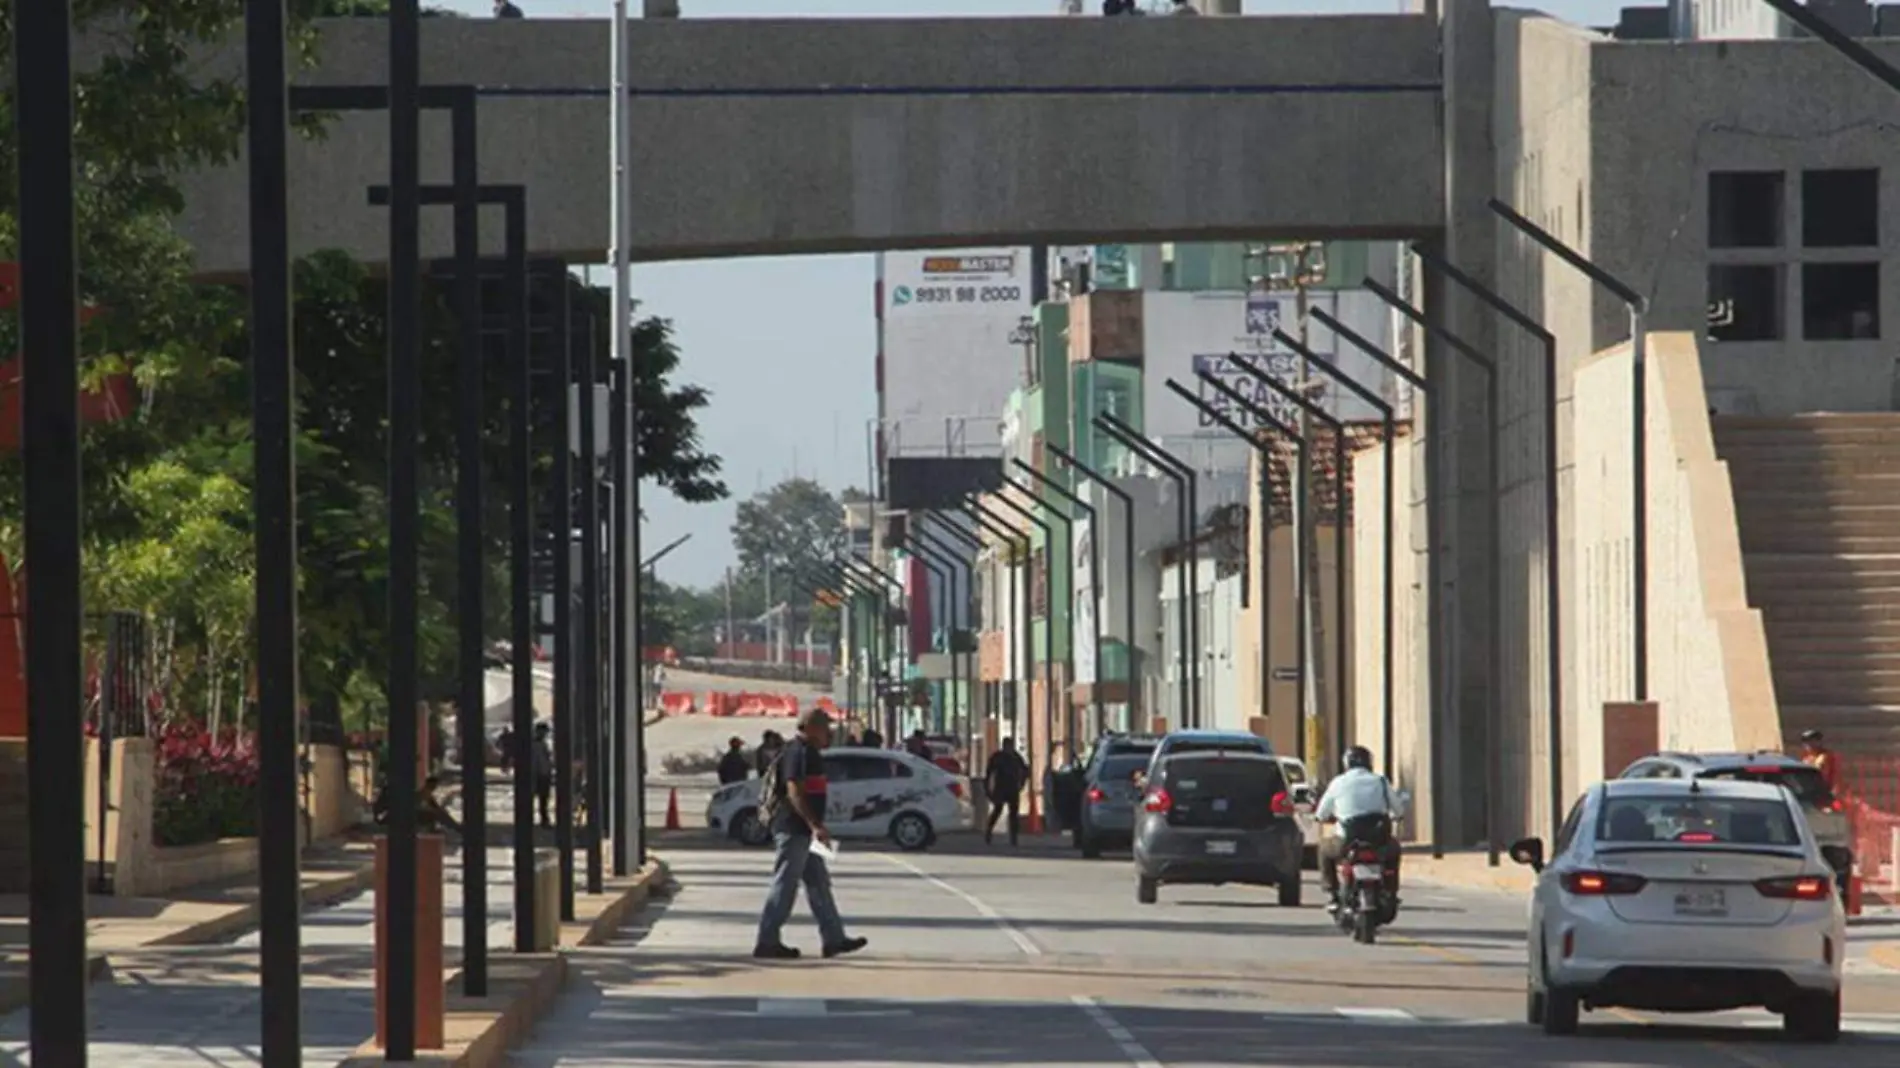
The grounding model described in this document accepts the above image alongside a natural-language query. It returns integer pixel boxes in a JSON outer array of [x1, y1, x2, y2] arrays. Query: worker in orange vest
[[1800, 729, 1842, 795]]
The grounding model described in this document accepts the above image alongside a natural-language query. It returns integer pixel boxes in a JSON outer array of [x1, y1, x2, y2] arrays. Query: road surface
[[513, 836, 1900, 1067]]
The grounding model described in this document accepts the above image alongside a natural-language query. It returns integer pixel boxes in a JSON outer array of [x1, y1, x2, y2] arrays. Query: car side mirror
[[1508, 836, 1545, 873]]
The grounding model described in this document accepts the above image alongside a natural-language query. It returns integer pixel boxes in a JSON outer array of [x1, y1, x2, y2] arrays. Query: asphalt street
[[512, 834, 1900, 1068]]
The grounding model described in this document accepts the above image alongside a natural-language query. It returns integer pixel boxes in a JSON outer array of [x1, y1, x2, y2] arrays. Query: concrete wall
[[1570, 333, 1782, 773], [1350, 430, 1427, 836], [174, 16, 1447, 272]]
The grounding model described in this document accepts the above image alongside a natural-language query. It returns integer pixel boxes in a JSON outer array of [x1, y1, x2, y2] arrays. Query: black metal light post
[[1192, 373, 1318, 762], [899, 540, 956, 732], [1265, 331, 1401, 776], [610, 353, 634, 877], [384, 3, 422, 1054], [1364, 278, 1503, 864], [1225, 356, 1350, 766], [1487, 202, 1648, 702], [997, 478, 1079, 750], [1162, 379, 1296, 750], [17, 0, 89, 1060], [1303, 308, 1443, 849], [843, 556, 906, 739], [1090, 417, 1197, 727], [920, 513, 991, 757], [822, 561, 879, 717], [907, 530, 974, 739], [552, 275, 576, 919], [1403, 244, 1565, 841], [577, 310, 606, 895], [963, 505, 1035, 751], [245, 0, 304, 1055], [1046, 444, 1142, 729], [1012, 461, 1104, 737]]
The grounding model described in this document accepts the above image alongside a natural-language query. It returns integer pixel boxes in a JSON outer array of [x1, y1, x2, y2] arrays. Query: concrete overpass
[[176, 14, 1452, 271]]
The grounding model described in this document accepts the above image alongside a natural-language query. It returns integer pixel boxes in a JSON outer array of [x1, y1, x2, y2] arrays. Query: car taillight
[[947, 781, 963, 799], [1143, 788, 1173, 814], [1756, 875, 1832, 901], [1677, 832, 1717, 843], [1270, 790, 1293, 816], [1561, 870, 1647, 895], [1827, 798, 1844, 813], [1086, 786, 1107, 804]]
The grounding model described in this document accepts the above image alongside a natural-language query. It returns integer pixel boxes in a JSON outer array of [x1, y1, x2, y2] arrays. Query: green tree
[[729, 478, 846, 585]]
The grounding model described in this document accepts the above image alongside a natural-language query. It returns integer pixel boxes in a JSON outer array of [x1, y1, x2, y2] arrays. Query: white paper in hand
[[811, 837, 839, 861]]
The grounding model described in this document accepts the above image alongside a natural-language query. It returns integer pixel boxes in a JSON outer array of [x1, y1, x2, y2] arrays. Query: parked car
[[1074, 749, 1157, 858], [1054, 732, 1161, 835], [1510, 777, 1844, 1041], [705, 747, 970, 851], [1133, 750, 1304, 907], [1616, 751, 1852, 895], [921, 734, 964, 775], [1142, 730, 1275, 781], [1276, 755, 1321, 868]]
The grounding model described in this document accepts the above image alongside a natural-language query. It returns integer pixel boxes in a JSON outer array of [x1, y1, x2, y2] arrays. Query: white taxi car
[[706, 746, 971, 852], [1510, 777, 1845, 1041]]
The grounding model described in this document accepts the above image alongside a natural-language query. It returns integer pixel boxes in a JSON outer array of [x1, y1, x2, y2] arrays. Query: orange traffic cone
[[664, 787, 682, 831]]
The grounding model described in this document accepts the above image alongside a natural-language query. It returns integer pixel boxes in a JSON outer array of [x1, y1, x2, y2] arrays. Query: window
[[1802, 169, 1878, 248], [1699, 766, 1832, 806], [1707, 171, 1784, 249], [831, 755, 893, 781], [1596, 793, 1801, 848], [1803, 263, 1881, 340], [1707, 264, 1784, 341], [1552, 798, 1585, 858]]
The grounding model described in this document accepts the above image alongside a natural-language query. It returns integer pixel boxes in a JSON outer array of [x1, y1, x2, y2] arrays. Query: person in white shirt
[[1314, 745, 1404, 905]]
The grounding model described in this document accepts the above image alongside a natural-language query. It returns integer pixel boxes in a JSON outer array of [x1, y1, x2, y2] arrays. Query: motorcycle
[[1332, 814, 1400, 944]]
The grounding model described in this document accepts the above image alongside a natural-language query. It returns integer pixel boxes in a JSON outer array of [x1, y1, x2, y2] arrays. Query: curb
[[335, 855, 671, 1068], [146, 860, 379, 948]]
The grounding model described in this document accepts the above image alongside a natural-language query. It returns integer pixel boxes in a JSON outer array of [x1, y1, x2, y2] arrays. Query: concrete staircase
[[1714, 414, 1900, 757]]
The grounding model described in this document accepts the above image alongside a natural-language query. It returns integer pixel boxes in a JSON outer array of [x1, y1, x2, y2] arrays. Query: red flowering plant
[[151, 720, 261, 847]]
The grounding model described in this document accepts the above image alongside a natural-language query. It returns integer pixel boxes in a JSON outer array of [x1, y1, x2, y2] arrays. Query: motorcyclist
[[1315, 745, 1405, 909]]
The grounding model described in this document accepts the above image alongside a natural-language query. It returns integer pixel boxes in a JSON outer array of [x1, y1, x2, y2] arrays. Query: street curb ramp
[[333, 855, 672, 1068]]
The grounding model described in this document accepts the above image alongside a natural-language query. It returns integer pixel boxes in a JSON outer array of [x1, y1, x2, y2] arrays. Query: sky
[[437, 0, 1631, 588]]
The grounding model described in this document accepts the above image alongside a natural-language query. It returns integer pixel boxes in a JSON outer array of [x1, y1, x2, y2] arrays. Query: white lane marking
[[1073, 995, 1164, 1068], [883, 854, 1042, 956], [758, 997, 828, 1017], [1334, 1007, 1417, 1024]]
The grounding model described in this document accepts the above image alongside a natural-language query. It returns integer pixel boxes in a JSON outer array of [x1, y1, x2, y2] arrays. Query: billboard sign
[[883, 249, 1028, 317], [878, 247, 1032, 459]]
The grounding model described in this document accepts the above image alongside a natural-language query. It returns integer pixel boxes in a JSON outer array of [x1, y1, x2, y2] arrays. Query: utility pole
[[724, 566, 735, 659], [1249, 241, 1331, 772]]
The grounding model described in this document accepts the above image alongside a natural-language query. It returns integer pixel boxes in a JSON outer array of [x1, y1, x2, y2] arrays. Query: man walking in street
[[754, 708, 868, 960], [531, 722, 555, 828], [985, 736, 1028, 846]]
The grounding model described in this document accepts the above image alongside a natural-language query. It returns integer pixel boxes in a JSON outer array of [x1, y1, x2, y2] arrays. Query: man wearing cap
[[755, 707, 869, 960], [1800, 729, 1841, 795]]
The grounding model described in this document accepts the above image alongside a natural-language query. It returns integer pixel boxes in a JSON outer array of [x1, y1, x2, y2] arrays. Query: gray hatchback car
[[1133, 751, 1304, 907]]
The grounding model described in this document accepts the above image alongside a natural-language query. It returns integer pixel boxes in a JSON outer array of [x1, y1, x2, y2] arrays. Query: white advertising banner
[[1140, 290, 1395, 446], [879, 248, 1031, 457], [1072, 513, 1097, 687]]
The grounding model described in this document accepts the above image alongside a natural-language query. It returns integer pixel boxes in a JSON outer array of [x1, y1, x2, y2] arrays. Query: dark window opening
[[1707, 171, 1784, 249], [1803, 262, 1881, 340], [1707, 264, 1783, 342], [1802, 169, 1879, 248]]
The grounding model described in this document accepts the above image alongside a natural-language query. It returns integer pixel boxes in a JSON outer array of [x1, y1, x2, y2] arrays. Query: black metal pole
[[552, 269, 576, 921], [998, 479, 1077, 750], [904, 545, 955, 727], [1097, 413, 1199, 726], [919, 515, 986, 747], [906, 534, 966, 736], [17, 1, 88, 1061], [245, 0, 303, 1057], [1404, 244, 1566, 841], [1091, 416, 1192, 726], [1045, 444, 1140, 729], [984, 492, 1062, 753], [1012, 460, 1105, 737], [1268, 330, 1401, 777], [1365, 277, 1504, 861], [611, 355, 633, 876], [443, 86, 488, 999], [385, 1, 422, 1055], [580, 328, 606, 895], [627, 353, 648, 868], [966, 510, 1032, 748], [501, 192, 538, 951], [1161, 379, 1301, 747]]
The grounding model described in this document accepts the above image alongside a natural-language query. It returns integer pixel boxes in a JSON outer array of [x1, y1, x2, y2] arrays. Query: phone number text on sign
[[1191, 353, 1302, 431], [908, 285, 1023, 306]]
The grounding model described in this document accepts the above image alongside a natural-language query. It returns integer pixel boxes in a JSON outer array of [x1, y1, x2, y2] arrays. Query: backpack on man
[[757, 746, 788, 824]]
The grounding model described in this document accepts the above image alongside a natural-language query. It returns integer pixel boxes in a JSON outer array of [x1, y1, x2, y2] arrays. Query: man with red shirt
[[1801, 729, 1842, 795], [754, 708, 869, 960]]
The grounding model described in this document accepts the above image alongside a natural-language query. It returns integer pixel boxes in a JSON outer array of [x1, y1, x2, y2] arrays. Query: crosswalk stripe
[[1333, 1007, 1417, 1023]]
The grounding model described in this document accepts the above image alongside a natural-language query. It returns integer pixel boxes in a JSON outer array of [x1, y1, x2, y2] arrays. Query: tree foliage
[[729, 478, 847, 584]]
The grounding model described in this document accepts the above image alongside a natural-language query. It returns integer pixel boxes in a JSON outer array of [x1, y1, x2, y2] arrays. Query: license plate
[[1351, 863, 1383, 881], [1205, 840, 1237, 855], [1212, 798, 1230, 813], [1674, 887, 1728, 916]]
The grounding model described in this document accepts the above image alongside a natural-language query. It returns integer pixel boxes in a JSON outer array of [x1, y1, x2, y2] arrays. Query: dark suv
[[1618, 750, 1853, 894], [1132, 751, 1304, 907], [1053, 732, 1160, 849]]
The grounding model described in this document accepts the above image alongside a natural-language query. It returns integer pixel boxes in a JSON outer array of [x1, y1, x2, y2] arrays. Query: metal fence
[[1841, 755, 1900, 886]]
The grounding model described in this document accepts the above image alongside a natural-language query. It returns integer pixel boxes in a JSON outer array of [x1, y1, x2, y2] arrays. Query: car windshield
[[1596, 793, 1802, 848], [1698, 765, 1833, 807], [1161, 756, 1285, 802], [1279, 761, 1308, 786], [1167, 738, 1268, 758], [1095, 754, 1150, 783]]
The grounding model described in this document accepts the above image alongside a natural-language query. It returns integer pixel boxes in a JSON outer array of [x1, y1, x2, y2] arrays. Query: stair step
[[1760, 601, 1900, 621], [1754, 584, 1900, 602], [1743, 536, 1900, 554], [1740, 519, 1900, 537]]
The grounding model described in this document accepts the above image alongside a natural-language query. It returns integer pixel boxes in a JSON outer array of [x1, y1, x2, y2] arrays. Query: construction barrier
[[689, 691, 800, 718], [1841, 755, 1899, 905]]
